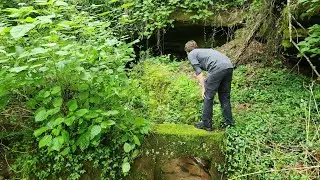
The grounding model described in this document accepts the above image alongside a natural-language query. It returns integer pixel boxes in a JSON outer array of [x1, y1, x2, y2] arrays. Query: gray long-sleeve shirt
[[187, 48, 233, 75]]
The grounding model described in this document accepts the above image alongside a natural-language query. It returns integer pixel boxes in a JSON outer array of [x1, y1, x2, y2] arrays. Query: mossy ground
[[128, 124, 225, 179]]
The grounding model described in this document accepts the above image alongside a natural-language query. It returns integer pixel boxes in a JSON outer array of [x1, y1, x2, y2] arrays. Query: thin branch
[[291, 41, 320, 80], [287, 0, 320, 80]]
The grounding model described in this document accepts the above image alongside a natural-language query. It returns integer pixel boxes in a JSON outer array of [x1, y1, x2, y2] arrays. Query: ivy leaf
[[78, 84, 89, 91], [39, 135, 52, 148], [34, 127, 48, 137], [10, 23, 36, 40], [90, 125, 102, 139], [101, 120, 116, 128], [133, 135, 141, 146], [51, 86, 61, 95], [76, 109, 89, 117], [35, 109, 48, 122], [67, 100, 78, 112], [123, 143, 132, 153], [122, 162, 130, 173], [53, 97, 63, 107]]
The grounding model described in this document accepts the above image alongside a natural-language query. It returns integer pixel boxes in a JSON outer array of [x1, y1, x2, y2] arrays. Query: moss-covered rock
[[127, 124, 225, 180], [170, 8, 245, 27]]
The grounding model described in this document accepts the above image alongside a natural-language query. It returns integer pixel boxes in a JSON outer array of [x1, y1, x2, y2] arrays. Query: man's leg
[[218, 68, 234, 127], [196, 72, 224, 130]]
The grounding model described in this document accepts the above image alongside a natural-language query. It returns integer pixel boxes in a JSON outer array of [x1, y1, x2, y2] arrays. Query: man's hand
[[195, 73, 206, 99], [202, 89, 206, 99]]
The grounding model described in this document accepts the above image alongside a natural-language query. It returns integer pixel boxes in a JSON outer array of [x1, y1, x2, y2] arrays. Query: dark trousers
[[202, 68, 233, 126]]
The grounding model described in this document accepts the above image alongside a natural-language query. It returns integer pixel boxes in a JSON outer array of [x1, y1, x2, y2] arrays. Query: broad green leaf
[[81, 71, 92, 81], [65, 116, 76, 126], [34, 127, 47, 137], [53, 117, 64, 127], [123, 143, 131, 153], [61, 147, 70, 156], [121, 2, 135, 8], [52, 127, 61, 136], [0, 27, 6, 34], [39, 135, 52, 148], [67, 100, 78, 112], [76, 133, 90, 151], [47, 107, 60, 116], [133, 135, 141, 146], [101, 120, 116, 128], [51, 86, 61, 95], [79, 91, 89, 100], [90, 125, 102, 139], [122, 162, 130, 173], [43, 91, 50, 98], [0, 86, 8, 97], [53, 97, 63, 108], [35, 109, 48, 122], [85, 112, 99, 119], [31, 47, 47, 55], [76, 109, 89, 117], [132, 149, 139, 158], [134, 118, 145, 126], [55, 1, 68, 6], [10, 23, 36, 40], [78, 84, 89, 91], [51, 136, 64, 151], [9, 66, 28, 73], [61, 130, 69, 142], [36, 15, 55, 24], [101, 110, 119, 116]]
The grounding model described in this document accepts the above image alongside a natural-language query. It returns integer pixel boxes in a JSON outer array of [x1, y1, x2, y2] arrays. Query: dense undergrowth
[[0, 1, 150, 179], [0, 0, 319, 179], [134, 59, 320, 179]]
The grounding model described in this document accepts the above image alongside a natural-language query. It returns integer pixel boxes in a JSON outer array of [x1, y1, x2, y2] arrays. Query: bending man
[[185, 40, 234, 131]]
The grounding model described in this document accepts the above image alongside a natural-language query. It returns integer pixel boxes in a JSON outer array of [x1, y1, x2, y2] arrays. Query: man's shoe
[[194, 121, 213, 131]]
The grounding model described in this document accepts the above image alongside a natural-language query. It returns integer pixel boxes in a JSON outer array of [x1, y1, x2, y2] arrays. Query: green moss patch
[[154, 124, 223, 137], [128, 124, 225, 179]]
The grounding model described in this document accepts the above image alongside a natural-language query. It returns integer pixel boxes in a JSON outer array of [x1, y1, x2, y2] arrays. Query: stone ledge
[[170, 8, 245, 27], [127, 124, 225, 180]]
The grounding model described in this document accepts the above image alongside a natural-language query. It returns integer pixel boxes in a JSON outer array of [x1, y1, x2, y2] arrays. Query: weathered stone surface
[[170, 8, 245, 27], [128, 124, 225, 180]]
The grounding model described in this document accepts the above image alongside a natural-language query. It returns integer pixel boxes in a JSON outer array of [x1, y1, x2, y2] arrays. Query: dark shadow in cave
[[126, 23, 241, 69]]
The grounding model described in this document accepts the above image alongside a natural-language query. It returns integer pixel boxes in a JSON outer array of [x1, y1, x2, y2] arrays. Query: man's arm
[[196, 73, 206, 99]]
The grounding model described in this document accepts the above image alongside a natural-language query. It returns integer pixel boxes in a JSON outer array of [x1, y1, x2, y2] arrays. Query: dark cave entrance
[[135, 23, 240, 60]]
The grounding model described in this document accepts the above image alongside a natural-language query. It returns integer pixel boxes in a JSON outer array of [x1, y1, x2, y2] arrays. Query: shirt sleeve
[[188, 52, 202, 75]]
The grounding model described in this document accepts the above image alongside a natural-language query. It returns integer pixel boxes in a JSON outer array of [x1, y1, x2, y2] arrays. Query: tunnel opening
[[134, 23, 241, 61]]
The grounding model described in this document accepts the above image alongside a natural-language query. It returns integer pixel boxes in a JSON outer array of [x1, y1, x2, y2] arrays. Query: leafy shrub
[[131, 56, 203, 124], [0, 1, 149, 179], [223, 65, 320, 179]]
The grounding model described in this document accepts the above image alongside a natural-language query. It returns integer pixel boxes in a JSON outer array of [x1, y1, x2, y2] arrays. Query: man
[[185, 40, 234, 131]]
